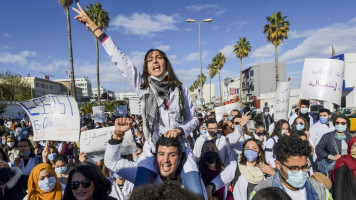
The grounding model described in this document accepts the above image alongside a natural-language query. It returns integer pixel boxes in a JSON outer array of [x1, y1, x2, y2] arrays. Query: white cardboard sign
[[80, 126, 137, 156], [19, 95, 80, 141], [92, 106, 106, 123], [300, 58, 344, 105], [115, 105, 128, 117], [274, 82, 290, 121], [129, 100, 140, 115], [215, 102, 241, 122]]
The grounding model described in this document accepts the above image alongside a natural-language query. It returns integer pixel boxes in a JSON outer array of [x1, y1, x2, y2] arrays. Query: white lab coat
[[309, 121, 335, 147], [109, 180, 134, 200], [289, 113, 314, 127], [265, 136, 279, 168]]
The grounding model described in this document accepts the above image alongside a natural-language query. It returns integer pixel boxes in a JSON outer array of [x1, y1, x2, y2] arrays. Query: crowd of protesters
[[0, 2, 355, 200]]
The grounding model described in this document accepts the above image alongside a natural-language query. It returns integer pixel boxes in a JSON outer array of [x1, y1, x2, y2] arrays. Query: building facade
[[115, 92, 140, 101]]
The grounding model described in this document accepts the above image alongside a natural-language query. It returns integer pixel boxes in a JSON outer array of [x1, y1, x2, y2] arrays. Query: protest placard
[[129, 99, 140, 115], [215, 102, 241, 122], [300, 58, 344, 105], [92, 106, 105, 123], [80, 126, 137, 156], [274, 81, 290, 121], [115, 105, 128, 117], [19, 95, 80, 141]]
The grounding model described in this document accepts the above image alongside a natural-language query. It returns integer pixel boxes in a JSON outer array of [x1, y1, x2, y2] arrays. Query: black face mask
[[209, 131, 218, 137], [256, 131, 266, 137], [204, 151, 218, 164]]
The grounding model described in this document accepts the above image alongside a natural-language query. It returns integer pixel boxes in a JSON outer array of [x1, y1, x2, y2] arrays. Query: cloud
[[219, 45, 235, 59], [279, 18, 356, 64], [251, 44, 275, 59], [2, 33, 10, 37], [184, 51, 208, 62], [168, 54, 181, 66], [225, 20, 248, 32], [186, 4, 227, 16], [154, 45, 171, 51], [0, 50, 36, 66], [127, 51, 146, 70], [288, 30, 315, 40], [111, 13, 178, 36]]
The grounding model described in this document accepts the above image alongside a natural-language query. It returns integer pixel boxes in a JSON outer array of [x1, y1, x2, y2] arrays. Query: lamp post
[[186, 18, 213, 109]]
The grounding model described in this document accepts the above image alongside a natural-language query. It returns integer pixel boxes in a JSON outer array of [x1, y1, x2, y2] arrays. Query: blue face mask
[[48, 153, 57, 161], [38, 177, 57, 192], [335, 124, 347, 133], [133, 157, 139, 162], [1, 139, 5, 145], [55, 166, 68, 174], [200, 130, 207, 135], [300, 108, 308, 114], [20, 150, 31, 157], [295, 124, 304, 131], [229, 116, 234, 121], [281, 130, 286, 135], [319, 117, 328, 124], [283, 170, 308, 188], [244, 149, 258, 162]]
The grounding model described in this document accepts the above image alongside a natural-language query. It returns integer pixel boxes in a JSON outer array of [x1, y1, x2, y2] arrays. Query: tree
[[207, 63, 217, 104], [57, 0, 77, 99], [85, 2, 110, 105], [213, 52, 226, 104], [0, 71, 31, 101], [234, 37, 252, 102], [0, 104, 7, 115], [79, 102, 94, 115], [263, 11, 290, 87]]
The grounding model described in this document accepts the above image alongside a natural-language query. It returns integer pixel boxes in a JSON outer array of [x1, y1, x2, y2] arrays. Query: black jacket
[[0, 167, 27, 200], [333, 164, 356, 200], [316, 131, 352, 163]]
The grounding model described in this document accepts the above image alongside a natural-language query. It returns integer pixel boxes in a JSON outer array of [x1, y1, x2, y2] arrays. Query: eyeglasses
[[234, 122, 240, 125], [335, 121, 347, 125], [279, 161, 311, 174], [70, 180, 91, 190]]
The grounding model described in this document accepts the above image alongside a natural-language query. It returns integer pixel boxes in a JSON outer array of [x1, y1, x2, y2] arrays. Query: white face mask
[[7, 142, 15, 148], [38, 177, 57, 192]]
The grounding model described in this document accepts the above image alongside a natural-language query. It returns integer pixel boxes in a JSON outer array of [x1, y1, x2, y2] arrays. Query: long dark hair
[[140, 49, 182, 90], [239, 138, 266, 166], [18, 138, 35, 158], [198, 141, 225, 185], [291, 116, 309, 132], [63, 162, 112, 200], [0, 148, 9, 162], [269, 119, 290, 139]]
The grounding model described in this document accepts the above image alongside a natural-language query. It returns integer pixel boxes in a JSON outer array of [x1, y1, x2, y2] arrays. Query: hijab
[[27, 163, 62, 200], [332, 137, 356, 181]]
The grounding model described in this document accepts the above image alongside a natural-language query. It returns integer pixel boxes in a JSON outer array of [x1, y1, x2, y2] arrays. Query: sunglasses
[[234, 122, 240, 125], [335, 121, 347, 125], [70, 180, 91, 190]]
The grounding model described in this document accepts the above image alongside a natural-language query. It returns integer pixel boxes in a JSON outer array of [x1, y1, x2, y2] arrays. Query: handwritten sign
[[115, 105, 128, 117], [215, 102, 241, 122], [300, 58, 344, 105], [129, 100, 141, 115], [19, 95, 80, 141], [80, 126, 138, 156], [274, 82, 290, 121], [92, 106, 105, 123]]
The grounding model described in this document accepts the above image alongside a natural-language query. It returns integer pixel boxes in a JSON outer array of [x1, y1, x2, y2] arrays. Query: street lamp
[[186, 18, 213, 108]]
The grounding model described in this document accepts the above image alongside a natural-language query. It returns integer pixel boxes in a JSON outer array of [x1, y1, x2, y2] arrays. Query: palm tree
[[207, 63, 217, 104], [85, 2, 110, 105], [213, 52, 226, 104], [263, 11, 290, 87], [234, 37, 252, 102], [57, 0, 77, 99], [79, 102, 94, 115]]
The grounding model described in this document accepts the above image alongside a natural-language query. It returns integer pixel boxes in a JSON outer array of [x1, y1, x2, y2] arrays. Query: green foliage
[[0, 126, 6, 135], [79, 102, 96, 115], [234, 37, 252, 60], [0, 70, 31, 101], [0, 104, 7, 115], [212, 52, 226, 71], [263, 11, 290, 47], [85, 2, 110, 31], [207, 63, 217, 79], [104, 101, 116, 112]]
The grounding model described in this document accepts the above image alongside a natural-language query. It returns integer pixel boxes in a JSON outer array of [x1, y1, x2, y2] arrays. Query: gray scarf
[[144, 77, 187, 136]]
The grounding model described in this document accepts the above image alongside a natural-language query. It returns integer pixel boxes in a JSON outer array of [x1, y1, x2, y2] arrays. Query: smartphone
[[243, 107, 251, 115]]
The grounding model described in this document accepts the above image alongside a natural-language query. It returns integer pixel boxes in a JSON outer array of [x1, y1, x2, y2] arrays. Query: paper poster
[[129, 100, 140, 115], [300, 58, 344, 105], [115, 105, 128, 117], [80, 126, 137, 156], [92, 106, 106, 123], [274, 82, 290, 121], [19, 95, 80, 141], [215, 102, 241, 122]]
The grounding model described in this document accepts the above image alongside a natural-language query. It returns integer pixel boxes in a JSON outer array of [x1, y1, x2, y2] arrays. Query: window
[[41, 84, 44, 88], [45, 85, 48, 89], [36, 83, 40, 87], [250, 70, 254, 77], [50, 86, 53, 90]]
